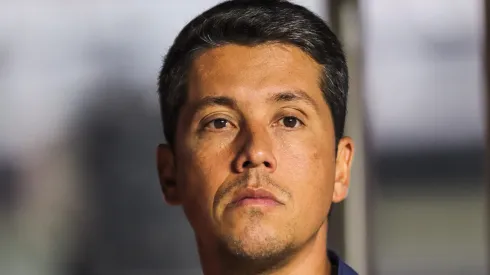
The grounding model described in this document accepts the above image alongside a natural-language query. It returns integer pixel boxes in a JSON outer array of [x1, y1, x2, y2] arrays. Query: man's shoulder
[[327, 250, 358, 275]]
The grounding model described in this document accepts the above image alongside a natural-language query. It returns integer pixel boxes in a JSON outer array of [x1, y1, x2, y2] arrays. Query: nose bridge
[[234, 121, 276, 172], [247, 124, 271, 154]]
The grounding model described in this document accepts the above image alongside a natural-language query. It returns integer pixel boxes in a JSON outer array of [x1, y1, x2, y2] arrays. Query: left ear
[[332, 137, 355, 203], [157, 143, 182, 205]]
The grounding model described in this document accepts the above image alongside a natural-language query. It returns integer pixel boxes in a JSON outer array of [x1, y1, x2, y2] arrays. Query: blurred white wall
[[362, 0, 484, 152], [360, 0, 487, 274]]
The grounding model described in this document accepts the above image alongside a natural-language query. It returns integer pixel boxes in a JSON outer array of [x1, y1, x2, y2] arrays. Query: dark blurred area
[[0, 1, 487, 275]]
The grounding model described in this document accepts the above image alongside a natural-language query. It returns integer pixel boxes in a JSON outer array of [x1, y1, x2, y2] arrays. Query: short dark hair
[[158, 0, 348, 147]]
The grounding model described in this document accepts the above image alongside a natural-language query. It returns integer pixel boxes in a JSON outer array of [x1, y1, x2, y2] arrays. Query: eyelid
[[278, 116, 305, 127], [273, 108, 307, 125], [199, 113, 238, 130], [288, 107, 309, 119]]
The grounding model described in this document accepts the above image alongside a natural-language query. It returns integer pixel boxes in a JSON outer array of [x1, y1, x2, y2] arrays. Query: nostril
[[242, 160, 252, 168], [264, 161, 272, 168]]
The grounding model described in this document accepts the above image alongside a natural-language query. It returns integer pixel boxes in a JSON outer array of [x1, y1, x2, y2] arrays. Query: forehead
[[188, 43, 323, 102]]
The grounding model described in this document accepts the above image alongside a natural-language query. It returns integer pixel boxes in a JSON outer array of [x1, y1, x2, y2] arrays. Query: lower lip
[[233, 198, 281, 207]]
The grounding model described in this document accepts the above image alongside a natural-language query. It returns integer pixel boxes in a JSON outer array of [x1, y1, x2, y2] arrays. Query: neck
[[197, 222, 331, 275]]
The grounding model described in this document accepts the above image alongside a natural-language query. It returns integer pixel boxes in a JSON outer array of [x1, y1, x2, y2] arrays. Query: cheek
[[277, 135, 336, 214], [176, 142, 230, 223]]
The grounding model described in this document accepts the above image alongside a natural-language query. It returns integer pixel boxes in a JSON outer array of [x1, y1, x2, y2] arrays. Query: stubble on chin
[[220, 210, 295, 262]]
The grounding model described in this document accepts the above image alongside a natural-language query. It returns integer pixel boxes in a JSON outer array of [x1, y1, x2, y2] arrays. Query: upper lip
[[231, 188, 282, 204]]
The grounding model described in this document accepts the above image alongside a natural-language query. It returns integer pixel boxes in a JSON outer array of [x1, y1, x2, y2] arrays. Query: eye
[[279, 116, 303, 128], [205, 118, 231, 130]]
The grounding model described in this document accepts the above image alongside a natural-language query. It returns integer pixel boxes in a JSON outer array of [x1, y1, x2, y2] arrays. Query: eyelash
[[200, 115, 305, 131], [203, 118, 234, 130], [277, 116, 305, 128]]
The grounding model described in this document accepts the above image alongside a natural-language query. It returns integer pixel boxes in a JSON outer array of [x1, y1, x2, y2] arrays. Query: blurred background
[[0, 0, 487, 274]]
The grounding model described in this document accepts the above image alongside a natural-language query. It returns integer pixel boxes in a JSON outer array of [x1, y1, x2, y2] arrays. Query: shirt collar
[[327, 250, 358, 275]]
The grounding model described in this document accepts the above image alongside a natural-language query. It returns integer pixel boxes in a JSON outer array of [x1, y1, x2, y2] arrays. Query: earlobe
[[157, 144, 182, 205], [332, 137, 355, 203], [332, 181, 349, 203]]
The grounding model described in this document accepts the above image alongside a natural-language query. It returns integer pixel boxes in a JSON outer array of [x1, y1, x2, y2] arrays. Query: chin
[[221, 220, 295, 261]]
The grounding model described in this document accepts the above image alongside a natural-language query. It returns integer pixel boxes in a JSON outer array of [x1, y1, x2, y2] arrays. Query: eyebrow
[[190, 90, 319, 115], [268, 90, 320, 112]]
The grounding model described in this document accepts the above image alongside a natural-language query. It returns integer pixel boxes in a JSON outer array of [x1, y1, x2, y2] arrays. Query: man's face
[[158, 43, 353, 259]]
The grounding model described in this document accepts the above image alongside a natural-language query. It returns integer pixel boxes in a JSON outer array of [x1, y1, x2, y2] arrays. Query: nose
[[233, 125, 277, 173]]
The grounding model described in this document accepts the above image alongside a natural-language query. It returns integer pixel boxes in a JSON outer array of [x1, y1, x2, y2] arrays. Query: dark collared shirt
[[328, 250, 358, 275]]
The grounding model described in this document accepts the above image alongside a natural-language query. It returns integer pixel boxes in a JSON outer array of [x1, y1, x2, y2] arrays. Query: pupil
[[284, 117, 297, 127], [213, 119, 227, 129]]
